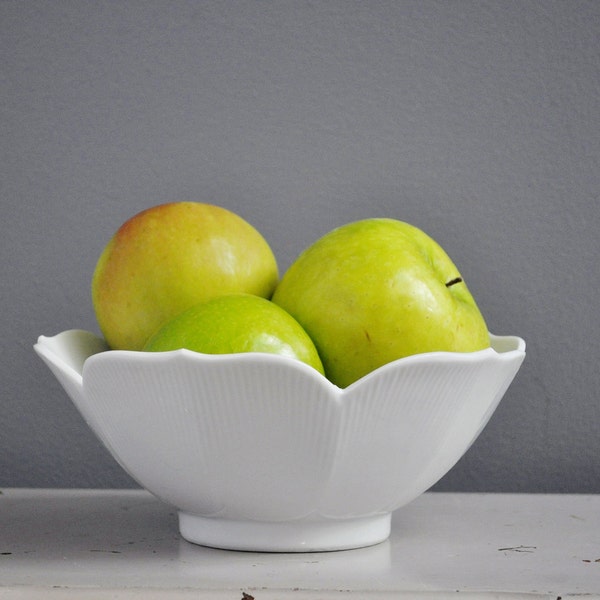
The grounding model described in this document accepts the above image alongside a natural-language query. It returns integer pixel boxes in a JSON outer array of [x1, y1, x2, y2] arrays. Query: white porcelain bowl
[[35, 329, 525, 552]]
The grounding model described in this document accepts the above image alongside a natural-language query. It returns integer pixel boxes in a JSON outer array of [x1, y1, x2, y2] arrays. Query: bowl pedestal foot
[[178, 512, 391, 552]]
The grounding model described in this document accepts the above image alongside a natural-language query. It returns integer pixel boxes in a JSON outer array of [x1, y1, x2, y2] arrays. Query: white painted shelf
[[0, 489, 598, 598]]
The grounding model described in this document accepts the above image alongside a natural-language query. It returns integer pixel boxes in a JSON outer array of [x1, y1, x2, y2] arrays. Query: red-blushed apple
[[92, 202, 278, 350], [272, 218, 490, 387]]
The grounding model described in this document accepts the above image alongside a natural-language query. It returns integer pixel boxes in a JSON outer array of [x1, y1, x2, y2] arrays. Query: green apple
[[143, 294, 325, 374], [272, 218, 490, 387], [92, 202, 278, 350]]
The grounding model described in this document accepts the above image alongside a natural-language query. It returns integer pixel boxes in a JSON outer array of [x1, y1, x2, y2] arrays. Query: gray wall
[[2, 1, 599, 492]]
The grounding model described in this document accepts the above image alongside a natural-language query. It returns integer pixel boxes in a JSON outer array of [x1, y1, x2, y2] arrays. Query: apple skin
[[143, 294, 325, 375], [92, 202, 279, 350], [272, 218, 490, 388]]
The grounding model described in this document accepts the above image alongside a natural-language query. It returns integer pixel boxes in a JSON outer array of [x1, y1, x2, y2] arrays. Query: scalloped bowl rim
[[38, 329, 525, 387]]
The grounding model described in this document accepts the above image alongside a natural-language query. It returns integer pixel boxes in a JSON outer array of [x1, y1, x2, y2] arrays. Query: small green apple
[[92, 202, 278, 350], [143, 294, 325, 375], [272, 218, 490, 387]]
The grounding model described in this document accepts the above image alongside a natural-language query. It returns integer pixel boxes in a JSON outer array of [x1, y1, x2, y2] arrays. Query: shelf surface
[[0, 489, 598, 598]]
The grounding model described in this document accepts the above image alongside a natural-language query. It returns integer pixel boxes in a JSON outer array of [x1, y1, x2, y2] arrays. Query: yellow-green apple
[[92, 202, 278, 350], [272, 218, 490, 387], [144, 294, 325, 374]]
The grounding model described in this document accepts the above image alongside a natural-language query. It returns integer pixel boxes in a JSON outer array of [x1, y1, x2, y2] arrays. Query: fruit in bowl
[[35, 202, 526, 551], [273, 218, 490, 387], [92, 202, 278, 351], [144, 293, 324, 375]]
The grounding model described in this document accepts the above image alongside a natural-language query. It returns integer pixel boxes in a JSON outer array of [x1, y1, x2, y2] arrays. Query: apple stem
[[445, 277, 463, 288]]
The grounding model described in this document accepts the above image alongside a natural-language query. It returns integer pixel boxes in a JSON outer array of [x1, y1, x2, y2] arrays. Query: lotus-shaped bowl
[[35, 329, 525, 552]]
